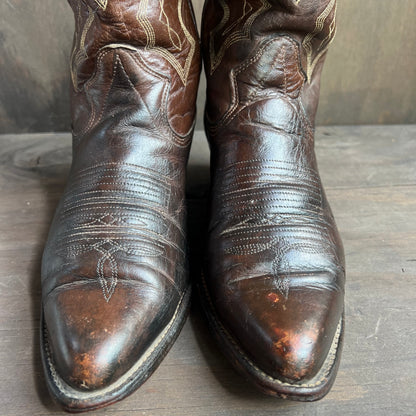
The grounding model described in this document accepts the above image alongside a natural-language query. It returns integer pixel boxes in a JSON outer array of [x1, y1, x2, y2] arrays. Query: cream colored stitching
[[70, 2, 81, 89], [222, 0, 252, 37], [136, 0, 196, 85], [209, 0, 271, 74], [159, 0, 182, 49], [127, 51, 192, 146], [71, 4, 95, 91], [209, 36, 305, 135], [94, 0, 107, 10], [76, 49, 113, 136], [302, 0, 337, 81]]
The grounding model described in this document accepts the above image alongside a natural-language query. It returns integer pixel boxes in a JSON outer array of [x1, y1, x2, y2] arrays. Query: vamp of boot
[[40, 0, 200, 411], [200, 0, 345, 401]]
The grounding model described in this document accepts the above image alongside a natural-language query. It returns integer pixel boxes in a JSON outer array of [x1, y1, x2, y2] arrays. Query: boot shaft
[[202, 0, 337, 125], [68, 0, 201, 138]]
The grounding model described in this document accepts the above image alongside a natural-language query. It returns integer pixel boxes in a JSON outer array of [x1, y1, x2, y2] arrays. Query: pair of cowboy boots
[[40, 0, 345, 411]]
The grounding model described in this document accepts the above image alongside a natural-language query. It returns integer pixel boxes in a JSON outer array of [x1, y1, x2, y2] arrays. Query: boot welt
[[198, 273, 344, 401], [40, 286, 191, 413]]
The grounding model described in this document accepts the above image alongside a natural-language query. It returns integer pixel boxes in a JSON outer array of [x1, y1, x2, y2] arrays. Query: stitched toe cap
[[214, 275, 343, 384], [43, 278, 177, 391]]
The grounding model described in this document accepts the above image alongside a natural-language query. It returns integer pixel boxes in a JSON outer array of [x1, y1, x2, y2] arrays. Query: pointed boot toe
[[42, 277, 177, 387], [201, 269, 344, 400], [41, 271, 189, 411]]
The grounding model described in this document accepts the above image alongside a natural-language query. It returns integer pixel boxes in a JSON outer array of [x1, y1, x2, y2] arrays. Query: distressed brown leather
[[40, 0, 200, 411], [201, 0, 345, 400]]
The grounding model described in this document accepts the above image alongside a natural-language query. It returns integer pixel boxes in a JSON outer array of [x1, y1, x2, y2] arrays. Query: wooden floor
[[0, 126, 415, 416]]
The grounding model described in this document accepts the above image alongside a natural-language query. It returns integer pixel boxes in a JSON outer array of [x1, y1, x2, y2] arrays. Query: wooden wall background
[[0, 0, 415, 134]]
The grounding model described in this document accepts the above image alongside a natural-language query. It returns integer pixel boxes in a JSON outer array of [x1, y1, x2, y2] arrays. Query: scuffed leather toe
[[215, 279, 343, 384], [43, 278, 177, 391]]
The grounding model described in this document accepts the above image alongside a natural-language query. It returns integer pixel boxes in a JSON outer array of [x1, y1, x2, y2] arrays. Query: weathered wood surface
[[0, 126, 415, 415]]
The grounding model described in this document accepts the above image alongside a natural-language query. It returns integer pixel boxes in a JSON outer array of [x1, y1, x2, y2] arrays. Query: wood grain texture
[[0, 126, 415, 415], [1, 1, 416, 133]]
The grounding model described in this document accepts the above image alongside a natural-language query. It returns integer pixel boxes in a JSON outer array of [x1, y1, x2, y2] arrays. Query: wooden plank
[[0, 126, 415, 415]]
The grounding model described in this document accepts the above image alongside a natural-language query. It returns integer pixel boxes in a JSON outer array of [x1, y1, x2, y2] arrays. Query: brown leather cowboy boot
[[40, 0, 200, 411], [200, 0, 344, 400]]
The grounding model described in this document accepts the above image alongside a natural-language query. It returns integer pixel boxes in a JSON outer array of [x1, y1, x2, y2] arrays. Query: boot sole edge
[[40, 285, 192, 413], [198, 272, 344, 401]]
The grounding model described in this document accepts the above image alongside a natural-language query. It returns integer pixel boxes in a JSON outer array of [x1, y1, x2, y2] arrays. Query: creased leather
[[41, 0, 200, 400], [202, 0, 345, 392]]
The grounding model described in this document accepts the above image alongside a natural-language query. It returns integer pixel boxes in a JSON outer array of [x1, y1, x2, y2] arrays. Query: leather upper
[[41, 0, 200, 390], [202, 0, 345, 383]]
